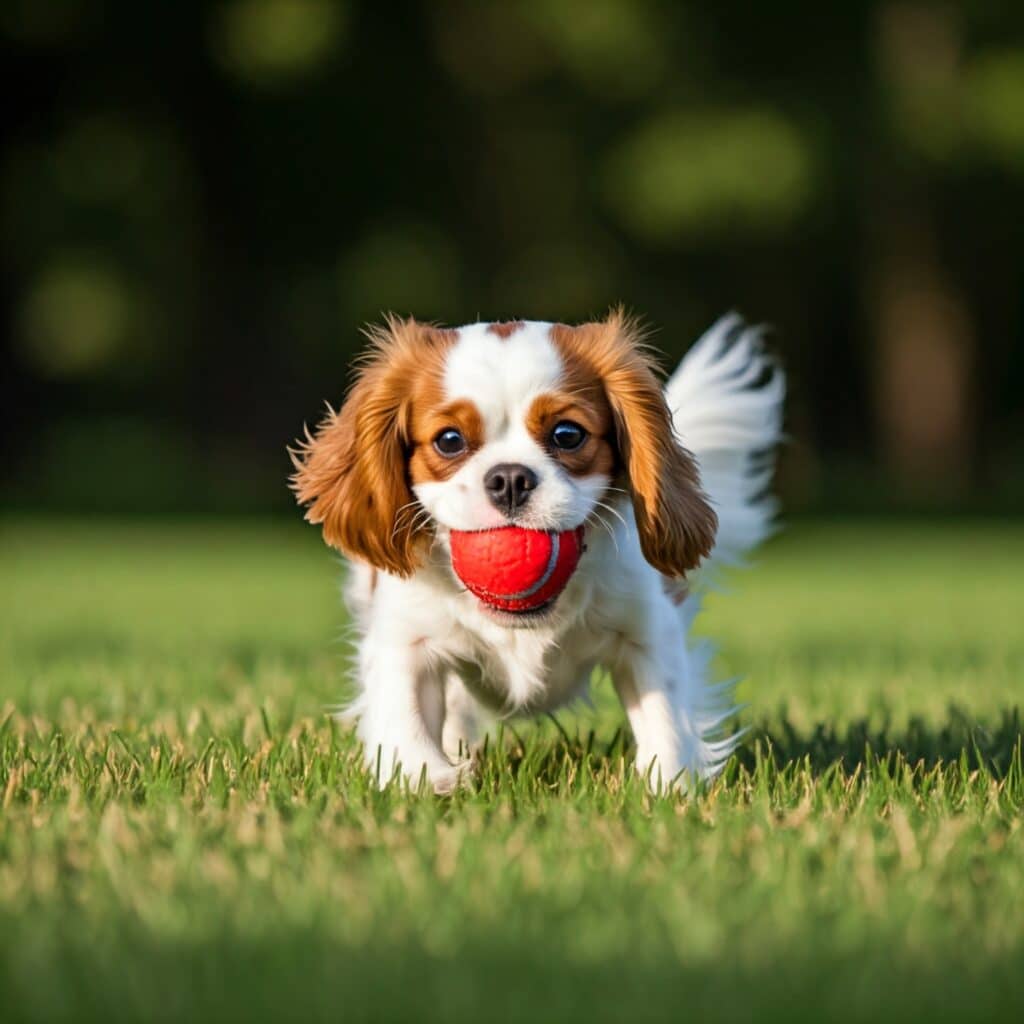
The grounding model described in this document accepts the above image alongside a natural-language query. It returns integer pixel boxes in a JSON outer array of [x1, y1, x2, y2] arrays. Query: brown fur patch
[[487, 320, 525, 339], [550, 310, 717, 576], [524, 388, 615, 479], [289, 316, 457, 577], [408, 398, 485, 484]]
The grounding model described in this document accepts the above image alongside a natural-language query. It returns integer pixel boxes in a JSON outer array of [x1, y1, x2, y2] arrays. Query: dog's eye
[[434, 428, 467, 457], [550, 420, 587, 451]]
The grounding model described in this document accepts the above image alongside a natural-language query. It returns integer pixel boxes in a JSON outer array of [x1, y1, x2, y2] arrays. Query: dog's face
[[410, 320, 615, 535], [291, 312, 716, 580]]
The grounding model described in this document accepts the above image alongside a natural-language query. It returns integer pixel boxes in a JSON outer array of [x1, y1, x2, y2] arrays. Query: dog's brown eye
[[551, 420, 587, 451], [434, 428, 467, 457]]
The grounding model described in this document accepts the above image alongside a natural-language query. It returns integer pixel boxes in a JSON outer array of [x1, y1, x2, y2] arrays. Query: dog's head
[[290, 312, 716, 578]]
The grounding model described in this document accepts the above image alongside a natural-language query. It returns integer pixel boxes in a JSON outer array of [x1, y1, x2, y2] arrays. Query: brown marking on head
[[289, 316, 459, 577], [487, 320, 525, 339], [408, 398, 485, 484], [524, 385, 615, 480], [550, 310, 717, 576]]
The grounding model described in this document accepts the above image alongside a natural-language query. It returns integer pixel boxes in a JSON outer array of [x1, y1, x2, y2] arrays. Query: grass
[[1, 518, 1022, 1022]]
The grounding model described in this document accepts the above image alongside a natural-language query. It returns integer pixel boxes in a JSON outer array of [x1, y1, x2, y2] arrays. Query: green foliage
[[211, 0, 348, 85], [964, 50, 1024, 169], [4, 2, 1024, 511], [1, 520, 1022, 1020], [603, 109, 814, 240]]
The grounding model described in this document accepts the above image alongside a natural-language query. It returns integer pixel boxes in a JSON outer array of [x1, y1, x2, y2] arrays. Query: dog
[[291, 310, 784, 792]]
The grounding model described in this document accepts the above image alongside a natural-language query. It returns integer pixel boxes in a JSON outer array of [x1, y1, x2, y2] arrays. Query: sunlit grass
[[1, 519, 1022, 1022]]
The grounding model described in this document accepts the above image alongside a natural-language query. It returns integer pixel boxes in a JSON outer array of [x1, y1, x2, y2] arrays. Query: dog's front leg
[[611, 602, 714, 793], [441, 672, 482, 762], [613, 655, 686, 792], [355, 634, 465, 793]]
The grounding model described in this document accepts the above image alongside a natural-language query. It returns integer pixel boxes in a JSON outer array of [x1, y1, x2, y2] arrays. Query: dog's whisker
[[590, 509, 620, 555], [599, 515, 619, 549], [603, 485, 631, 500], [595, 500, 627, 529], [391, 502, 434, 542]]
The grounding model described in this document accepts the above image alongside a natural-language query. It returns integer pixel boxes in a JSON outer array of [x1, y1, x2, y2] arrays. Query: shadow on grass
[[511, 705, 1023, 787], [743, 704, 1023, 778]]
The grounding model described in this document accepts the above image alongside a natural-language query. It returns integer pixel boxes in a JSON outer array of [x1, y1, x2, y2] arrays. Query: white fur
[[667, 313, 785, 570], [344, 316, 784, 792]]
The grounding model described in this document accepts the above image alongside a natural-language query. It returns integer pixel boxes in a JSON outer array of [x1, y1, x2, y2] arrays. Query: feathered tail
[[662, 314, 784, 782], [666, 313, 785, 577]]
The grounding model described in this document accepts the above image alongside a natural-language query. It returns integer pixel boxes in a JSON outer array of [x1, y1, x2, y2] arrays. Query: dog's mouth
[[447, 524, 585, 628], [476, 596, 559, 628]]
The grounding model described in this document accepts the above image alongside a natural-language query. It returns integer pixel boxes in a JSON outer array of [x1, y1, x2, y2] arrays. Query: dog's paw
[[360, 739, 475, 794], [634, 747, 688, 795], [431, 758, 475, 796]]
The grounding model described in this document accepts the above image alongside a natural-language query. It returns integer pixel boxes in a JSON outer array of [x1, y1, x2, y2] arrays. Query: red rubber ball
[[449, 525, 586, 612]]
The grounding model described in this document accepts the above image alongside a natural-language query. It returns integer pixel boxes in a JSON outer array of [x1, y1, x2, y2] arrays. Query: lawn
[[1, 519, 1022, 1022]]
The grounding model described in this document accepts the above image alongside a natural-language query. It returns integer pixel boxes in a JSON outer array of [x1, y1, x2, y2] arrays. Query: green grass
[[1, 519, 1022, 1022]]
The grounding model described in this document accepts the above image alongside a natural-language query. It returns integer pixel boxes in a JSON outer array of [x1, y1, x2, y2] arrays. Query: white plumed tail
[[666, 313, 785, 577], [664, 314, 784, 782]]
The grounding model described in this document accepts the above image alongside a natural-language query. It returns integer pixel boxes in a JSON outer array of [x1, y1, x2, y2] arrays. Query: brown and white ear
[[589, 311, 717, 576], [289, 317, 439, 577]]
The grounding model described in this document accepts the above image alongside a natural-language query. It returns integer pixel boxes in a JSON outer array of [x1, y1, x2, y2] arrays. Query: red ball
[[449, 525, 586, 612]]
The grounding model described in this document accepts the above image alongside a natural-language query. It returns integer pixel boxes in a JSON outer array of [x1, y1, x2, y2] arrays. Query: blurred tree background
[[2, 0, 1023, 517]]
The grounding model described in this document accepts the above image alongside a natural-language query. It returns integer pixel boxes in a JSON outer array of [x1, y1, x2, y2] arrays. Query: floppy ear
[[593, 312, 718, 576], [289, 318, 438, 577]]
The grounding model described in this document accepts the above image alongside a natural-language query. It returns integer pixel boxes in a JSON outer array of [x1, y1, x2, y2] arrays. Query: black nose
[[484, 463, 539, 513]]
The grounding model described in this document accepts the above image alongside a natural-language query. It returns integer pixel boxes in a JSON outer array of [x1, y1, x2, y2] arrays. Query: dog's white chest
[[448, 612, 611, 714]]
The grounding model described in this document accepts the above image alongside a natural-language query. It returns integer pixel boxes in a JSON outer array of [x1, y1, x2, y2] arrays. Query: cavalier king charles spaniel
[[291, 310, 784, 792]]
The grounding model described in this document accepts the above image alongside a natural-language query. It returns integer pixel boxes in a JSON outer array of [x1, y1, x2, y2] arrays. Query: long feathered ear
[[289, 317, 444, 577], [555, 310, 718, 576]]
